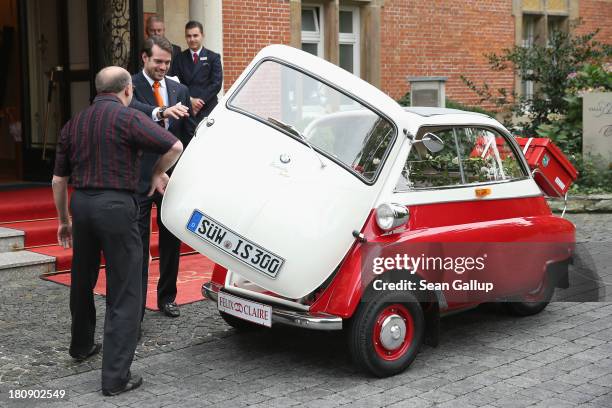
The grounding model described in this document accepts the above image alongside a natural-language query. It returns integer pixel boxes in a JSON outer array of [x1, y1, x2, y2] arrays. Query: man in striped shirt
[[52, 66, 183, 396]]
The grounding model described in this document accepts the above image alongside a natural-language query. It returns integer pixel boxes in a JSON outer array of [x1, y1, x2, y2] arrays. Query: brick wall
[[222, 0, 291, 91], [219, 1, 609, 107], [379, 0, 515, 107], [574, 0, 612, 43]]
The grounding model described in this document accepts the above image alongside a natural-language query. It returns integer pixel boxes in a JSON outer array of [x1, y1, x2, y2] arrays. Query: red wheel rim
[[372, 304, 414, 361]]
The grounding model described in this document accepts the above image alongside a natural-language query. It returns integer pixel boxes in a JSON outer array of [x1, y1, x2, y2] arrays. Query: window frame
[[301, 5, 324, 58], [521, 14, 536, 101], [338, 6, 360, 76], [396, 125, 530, 192]]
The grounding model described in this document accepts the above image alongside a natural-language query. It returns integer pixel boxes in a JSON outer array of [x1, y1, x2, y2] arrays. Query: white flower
[[547, 113, 565, 121]]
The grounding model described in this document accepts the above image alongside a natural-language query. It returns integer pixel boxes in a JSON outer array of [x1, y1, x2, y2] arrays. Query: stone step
[[0, 227, 25, 253], [0, 250, 55, 280], [547, 194, 612, 213]]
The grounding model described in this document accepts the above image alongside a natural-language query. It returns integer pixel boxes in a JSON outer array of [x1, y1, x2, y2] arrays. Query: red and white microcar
[[162, 45, 576, 377]]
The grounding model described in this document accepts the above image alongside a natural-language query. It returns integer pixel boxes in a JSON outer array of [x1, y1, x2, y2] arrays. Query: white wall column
[[189, 0, 223, 94], [189, 0, 223, 56]]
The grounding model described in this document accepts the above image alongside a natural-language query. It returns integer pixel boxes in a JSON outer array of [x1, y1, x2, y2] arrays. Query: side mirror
[[420, 132, 445, 153]]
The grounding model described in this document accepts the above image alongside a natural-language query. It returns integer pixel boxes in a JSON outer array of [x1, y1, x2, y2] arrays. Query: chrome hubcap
[[379, 314, 406, 350]]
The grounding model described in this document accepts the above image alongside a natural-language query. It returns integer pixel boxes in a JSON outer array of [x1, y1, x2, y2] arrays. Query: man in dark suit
[[145, 15, 181, 65], [172, 20, 223, 131], [130, 36, 192, 319]]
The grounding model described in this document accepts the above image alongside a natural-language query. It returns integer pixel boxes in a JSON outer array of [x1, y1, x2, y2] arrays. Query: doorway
[[20, 0, 91, 182], [0, 0, 22, 182]]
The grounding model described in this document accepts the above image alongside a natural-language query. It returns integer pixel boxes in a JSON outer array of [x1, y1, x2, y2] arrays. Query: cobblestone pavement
[[0, 214, 611, 407]]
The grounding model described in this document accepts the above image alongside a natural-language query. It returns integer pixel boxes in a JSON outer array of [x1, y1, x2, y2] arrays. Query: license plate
[[186, 210, 284, 278], [218, 291, 272, 327]]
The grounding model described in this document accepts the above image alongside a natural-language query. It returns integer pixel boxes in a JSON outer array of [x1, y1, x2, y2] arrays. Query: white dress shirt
[[191, 47, 203, 62], [142, 70, 169, 127]]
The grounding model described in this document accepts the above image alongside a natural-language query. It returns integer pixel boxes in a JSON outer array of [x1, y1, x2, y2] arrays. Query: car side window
[[397, 126, 526, 191], [397, 128, 463, 189], [491, 131, 526, 180], [456, 127, 505, 183]]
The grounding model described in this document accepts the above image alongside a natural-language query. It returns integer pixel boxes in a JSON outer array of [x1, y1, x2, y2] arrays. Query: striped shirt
[[54, 94, 178, 191]]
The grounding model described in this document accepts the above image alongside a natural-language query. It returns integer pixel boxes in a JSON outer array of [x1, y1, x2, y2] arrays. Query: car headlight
[[376, 203, 409, 231]]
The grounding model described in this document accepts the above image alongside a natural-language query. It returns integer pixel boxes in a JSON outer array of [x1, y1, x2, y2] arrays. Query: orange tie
[[152, 81, 164, 107]]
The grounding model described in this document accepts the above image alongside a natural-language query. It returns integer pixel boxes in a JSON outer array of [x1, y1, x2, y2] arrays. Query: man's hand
[[190, 97, 205, 115], [57, 222, 72, 248], [162, 102, 190, 120], [52, 175, 72, 249], [148, 172, 170, 196], [149, 140, 182, 197]]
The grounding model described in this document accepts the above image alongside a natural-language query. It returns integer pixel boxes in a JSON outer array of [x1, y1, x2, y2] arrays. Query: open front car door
[[162, 45, 405, 299]]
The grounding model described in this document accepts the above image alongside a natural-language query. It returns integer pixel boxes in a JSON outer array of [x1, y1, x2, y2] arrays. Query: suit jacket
[[172, 47, 223, 119], [129, 71, 194, 194], [168, 43, 182, 76]]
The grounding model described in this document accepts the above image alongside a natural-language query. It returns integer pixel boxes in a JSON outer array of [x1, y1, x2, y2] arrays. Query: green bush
[[536, 63, 612, 192], [460, 23, 612, 194], [397, 91, 411, 107], [461, 26, 611, 136], [568, 155, 612, 194]]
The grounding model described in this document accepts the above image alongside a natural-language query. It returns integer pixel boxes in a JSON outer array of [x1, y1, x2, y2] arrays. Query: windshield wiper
[[267, 117, 326, 169]]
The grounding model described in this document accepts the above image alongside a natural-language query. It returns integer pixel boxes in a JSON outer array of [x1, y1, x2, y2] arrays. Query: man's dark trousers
[[69, 189, 142, 391], [129, 71, 192, 319], [136, 190, 181, 318]]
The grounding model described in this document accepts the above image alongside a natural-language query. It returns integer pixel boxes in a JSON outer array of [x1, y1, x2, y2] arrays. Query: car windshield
[[228, 60, 395, 182]]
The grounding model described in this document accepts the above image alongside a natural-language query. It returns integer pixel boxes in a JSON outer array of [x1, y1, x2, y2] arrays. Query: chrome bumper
[[202, 282, 343, 330]]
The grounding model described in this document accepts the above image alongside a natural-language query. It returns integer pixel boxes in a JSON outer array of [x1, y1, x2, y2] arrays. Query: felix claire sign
[[583, 92, 612, 169]]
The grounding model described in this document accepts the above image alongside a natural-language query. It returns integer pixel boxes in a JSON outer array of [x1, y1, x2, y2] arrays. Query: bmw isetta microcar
[[162, 45, 576, 377]]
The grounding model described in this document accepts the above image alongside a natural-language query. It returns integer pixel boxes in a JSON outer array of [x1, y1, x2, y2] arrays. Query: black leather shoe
[[72, 343, 101, 362], [102, 373, 143, 396], [160, 302, 180, 317]]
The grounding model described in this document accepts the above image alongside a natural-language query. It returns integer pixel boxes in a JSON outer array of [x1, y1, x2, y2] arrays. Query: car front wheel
[[348, 290, 425, 377]]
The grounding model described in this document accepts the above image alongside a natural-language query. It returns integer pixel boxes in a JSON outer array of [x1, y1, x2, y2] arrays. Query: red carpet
[[32, 237, 195, 272], [3, 187, 214, 309], [0, 187, 60, 222], [43, 253, 213, 310]]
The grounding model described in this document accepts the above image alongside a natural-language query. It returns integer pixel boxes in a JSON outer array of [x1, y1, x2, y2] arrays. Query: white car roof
[[403, 106, 490, 118], [402, 106, 506, 132], [238, 45, 407, 120]]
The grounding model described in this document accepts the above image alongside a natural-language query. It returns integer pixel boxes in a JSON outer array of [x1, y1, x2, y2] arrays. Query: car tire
[[506, 274, 554, 316], [219, 311, 262, 331], [348, 290, 425, 377]]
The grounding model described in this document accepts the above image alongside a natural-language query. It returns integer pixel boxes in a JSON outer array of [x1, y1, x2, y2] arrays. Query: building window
[[547, 15, 567, 45], [517, 0, 571, 101], [522, 15, 536, 48], [339, 7, 360, 76], [521, 15, 536, 101], [301, 5, 323, 57]]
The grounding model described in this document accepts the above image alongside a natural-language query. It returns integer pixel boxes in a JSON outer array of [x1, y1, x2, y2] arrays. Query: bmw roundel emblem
[[280, 154, 291, 164]]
